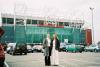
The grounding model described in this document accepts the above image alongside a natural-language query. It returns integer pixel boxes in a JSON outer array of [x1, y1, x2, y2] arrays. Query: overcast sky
[[0, 0, 100, 43]]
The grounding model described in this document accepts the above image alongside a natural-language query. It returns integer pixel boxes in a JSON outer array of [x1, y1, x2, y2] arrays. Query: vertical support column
[[0, 12, 2, 26], [90, 7, 94, 44]]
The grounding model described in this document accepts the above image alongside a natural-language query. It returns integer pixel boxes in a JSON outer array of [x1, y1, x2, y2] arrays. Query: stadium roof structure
[[1, 13, 84, 24]]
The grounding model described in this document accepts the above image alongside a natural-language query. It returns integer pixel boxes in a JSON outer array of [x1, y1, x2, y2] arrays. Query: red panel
[[85, 29, 92, 46], [37, 24, 64, 28]]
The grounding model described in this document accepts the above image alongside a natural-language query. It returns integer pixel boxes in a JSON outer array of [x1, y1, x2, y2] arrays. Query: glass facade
[[1, 17, 85, 44], [27, 19, 31, 24], [59, 22, 64, 26], [2, 17, 7, 24], [80, 30, 86, 44], [1, 25, 14, 43], [2, 17, 14, 24], [72, 28, 81, 44], [7, 18, 14, 24], [32, 20, 37, 24], [15, 25, 26, 43]]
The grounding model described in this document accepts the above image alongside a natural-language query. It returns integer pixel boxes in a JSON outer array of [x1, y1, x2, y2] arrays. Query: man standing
[[43, 34, 51, 66]]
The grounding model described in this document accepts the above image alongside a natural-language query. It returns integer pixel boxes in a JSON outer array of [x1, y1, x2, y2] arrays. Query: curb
[[4, 62, 9, 67]]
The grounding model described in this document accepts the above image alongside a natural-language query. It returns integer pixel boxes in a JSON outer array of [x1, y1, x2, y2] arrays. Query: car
[[32, 45, 44, 53], [10, 43, 27, 55], [7, 46, 11, 54], [59, 42, 66, 52], [7, 43, 16, 54], [65, 44, 83, 53], [84, 45, 100, 52], [0, 44, 5, 67], [27, 45, 33, 53]]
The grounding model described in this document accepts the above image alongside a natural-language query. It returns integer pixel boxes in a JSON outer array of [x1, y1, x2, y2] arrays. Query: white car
[[27, 45, 33, 53], [59, 42, 66, 52], [85, 45, 100, 52], [32, 45, 44, 52], [7, 43, 16, 54]]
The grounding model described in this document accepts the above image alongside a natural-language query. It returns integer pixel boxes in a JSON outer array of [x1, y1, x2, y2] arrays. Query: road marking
[[4, 62, 9, 67]]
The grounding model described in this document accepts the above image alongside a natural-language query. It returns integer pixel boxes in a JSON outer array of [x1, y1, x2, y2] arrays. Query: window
[[16, 19, 24, 25], [32, 20, 37, 24], [2, 17, 7, 24], [7, 18, 14, 24], [71, 23, 74, 27], [79, 25, 81, 28], [64, 22, 69, 26], [39, 20, 44, 25], [59, 22, 63, 26], [92, 45, 96, 47], [27, 19, 31, 24]]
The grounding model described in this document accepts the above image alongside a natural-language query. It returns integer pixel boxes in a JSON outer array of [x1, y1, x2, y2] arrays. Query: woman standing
[[43, 34, 51, 66], [51, 33, 60, 66]]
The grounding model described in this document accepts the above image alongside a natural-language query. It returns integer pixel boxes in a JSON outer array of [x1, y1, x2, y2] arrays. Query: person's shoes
[[54, 65, 58, 66], [45, 64, 48, 66], [45, 65, 51, 66], [48, 64, 51, 66]]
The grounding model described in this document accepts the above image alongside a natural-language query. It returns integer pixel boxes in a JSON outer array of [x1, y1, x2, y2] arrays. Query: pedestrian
[[0, 44, 5, 67], [51, 33, 60, 66], [43, 34, 51, 66], [0, 27, 5, 67]]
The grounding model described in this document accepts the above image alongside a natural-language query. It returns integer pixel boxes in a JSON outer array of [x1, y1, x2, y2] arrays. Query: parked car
[[32, 45, 44, 53], [13, 43, 27, 55], [0, 44, 5, 67], [7, 43, 16, 54], [84, 45, 100, 52], [65, 44, 83, 53], [59, 42, 66, 52], [7, 46, 11, 54], [27, 45, 33, 53]]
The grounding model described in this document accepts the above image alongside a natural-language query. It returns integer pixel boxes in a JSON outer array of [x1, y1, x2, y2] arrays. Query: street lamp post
[[90, 7, 94, 44]]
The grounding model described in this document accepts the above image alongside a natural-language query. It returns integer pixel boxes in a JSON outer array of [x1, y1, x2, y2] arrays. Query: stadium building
[[0, 13, 92, 45]]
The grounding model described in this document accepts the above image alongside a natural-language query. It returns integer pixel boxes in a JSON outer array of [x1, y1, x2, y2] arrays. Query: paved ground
[[5, 52, 100, 67]]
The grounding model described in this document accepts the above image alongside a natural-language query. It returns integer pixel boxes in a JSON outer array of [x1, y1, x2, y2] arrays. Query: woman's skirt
[[51, 47, 59, 65]]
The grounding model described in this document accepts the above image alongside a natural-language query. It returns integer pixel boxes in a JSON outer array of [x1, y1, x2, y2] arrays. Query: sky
[[0, 0, 100, 43]]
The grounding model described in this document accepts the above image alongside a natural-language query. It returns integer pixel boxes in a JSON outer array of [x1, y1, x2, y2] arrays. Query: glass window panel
[[59, 22, 63, 26], [27, 19, 31, 24], [16, 19, 24, 25], [39, 20, 44, 25], [2, 17, 7, 24], [32, 20, 37, 24], [7, 18, 14, 24]]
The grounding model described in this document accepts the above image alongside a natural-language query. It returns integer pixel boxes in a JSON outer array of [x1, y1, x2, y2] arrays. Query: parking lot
[[5, 52, 100, 67]]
